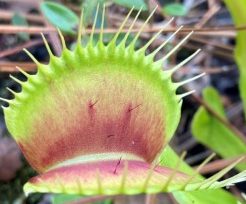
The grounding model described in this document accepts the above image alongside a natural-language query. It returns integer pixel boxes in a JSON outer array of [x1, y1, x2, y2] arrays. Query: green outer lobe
[[160, 146, 241, 204], [4, 43, 181, 172], [192, 87, 246, 171]]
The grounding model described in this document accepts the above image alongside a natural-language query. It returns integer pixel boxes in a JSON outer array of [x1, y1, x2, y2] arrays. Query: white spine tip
[[57, 28, 67, 49], [16, 66, 30, 77], [99, 4, 106, 44], [130, 6, 157, 47], [141, 17, 175, 52], [178, 90, 196, 99], [160, 28, 194, 63], [168, 49, 202, 75], [153, 5, 158, 12], [40, 33, 53, 57], [1, 105, 7, 109], [90, 4, 100, 43], [0, 97, 9, 103], [112, 7, 135, 44], [77, 9, 84, 45], [176, 72, 206, 88], [198, 156, 245, 190], [9, 75, 23, 85], [6, 87, 16, 95], [195, 72, 206, 79], [23, 49, 40, 65], [120, 7, 142, 47]]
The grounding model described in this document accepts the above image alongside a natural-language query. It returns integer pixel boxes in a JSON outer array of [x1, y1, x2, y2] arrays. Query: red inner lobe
[[19, 73, 166, 172], [28, 160, 188, 186]]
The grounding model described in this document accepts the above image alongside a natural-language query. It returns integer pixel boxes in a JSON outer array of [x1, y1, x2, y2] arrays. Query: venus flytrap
[[0, 6, 245, 197]]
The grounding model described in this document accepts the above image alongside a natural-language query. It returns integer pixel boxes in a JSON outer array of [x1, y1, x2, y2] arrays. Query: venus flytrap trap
[[0, 5, 245, 197]]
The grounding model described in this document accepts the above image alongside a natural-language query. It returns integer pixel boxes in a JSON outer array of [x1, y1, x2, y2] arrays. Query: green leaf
[[162, 3, 188, 17], [160, 146, 241, 204], [192, 87, 246, 171], [11, 13, 30, 41], [223, 0, 246, 119], [52, 194, 82, 204], [51, 194, 112, 204], [173, 190, 242, 204], [112, 0, 147, 10], [40, 1, 79, 34]]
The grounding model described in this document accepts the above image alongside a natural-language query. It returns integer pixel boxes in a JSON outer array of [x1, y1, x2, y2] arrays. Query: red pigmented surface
[[27, 160, 189, 193], [19, 71, 166, 172]]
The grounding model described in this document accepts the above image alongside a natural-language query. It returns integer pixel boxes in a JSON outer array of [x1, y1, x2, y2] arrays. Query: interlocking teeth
[[89, 4, 100, 45], [6, 87, 16, 95], [174, 73, 206, 89], [166, 49, 201, 76], [41, 33, 54, 57], [0, 97, 11, 103], [149, 26, 183, 59], [120, 160, 128, 192], [181, 153, 216, 189], [129, 6, 158, 49], [198, 156, 245, 190], [77, 9, 84, 45], [9, 75, 24, 85], [57, 28, 67, 50], [141, 17, 174, 52], [1, 5, 245, 196], [160, 31, 194, 63], [110, 7, 134, 46], [142, 162, 160, 192], [96, 168, 103, 194], [120, 7, 142, 47], [213, 171, 246, 188], [99, 5, 105, 45], [177, 90, 196, 99], [162, 151, 187, 191], [23, 48, 41, 66], [16, 66, 30, 78]]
